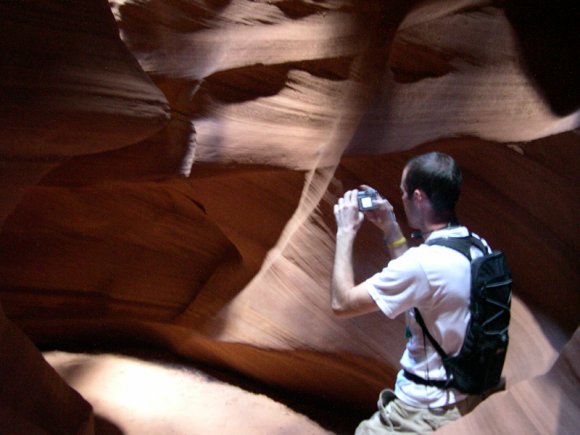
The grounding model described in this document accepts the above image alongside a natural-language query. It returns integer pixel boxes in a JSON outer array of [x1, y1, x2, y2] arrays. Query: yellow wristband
[[386, 236, 407, 248]]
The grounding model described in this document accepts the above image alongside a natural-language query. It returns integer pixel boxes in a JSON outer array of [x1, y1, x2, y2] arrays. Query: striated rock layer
[[0, 0, 578, 433]]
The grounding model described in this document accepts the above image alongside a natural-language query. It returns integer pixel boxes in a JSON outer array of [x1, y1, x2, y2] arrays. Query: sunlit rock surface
[[0, 0, 578, 433], [44, 350, 335, 434]]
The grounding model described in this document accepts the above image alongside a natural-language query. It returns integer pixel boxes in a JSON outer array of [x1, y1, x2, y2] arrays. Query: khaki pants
[[355, 389, 481, 435]]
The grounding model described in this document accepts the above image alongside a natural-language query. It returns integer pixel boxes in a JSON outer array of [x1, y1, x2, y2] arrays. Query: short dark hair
[[404, 152, 462, 221]]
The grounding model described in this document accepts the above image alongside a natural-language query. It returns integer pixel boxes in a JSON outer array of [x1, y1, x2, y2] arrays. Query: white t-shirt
[[362, 226, 488, 408]]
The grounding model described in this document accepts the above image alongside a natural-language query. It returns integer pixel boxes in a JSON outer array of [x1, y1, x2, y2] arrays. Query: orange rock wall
[[0, 0, 578, 433]]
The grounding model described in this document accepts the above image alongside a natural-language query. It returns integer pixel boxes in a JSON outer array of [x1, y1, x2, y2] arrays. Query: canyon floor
[[44, 345, 367, 435]]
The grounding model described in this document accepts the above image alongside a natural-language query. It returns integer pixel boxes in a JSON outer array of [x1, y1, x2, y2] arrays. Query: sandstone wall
[[0, 0, 578, 433]]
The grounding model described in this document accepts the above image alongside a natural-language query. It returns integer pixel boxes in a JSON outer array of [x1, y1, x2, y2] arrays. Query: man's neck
[[417, 221, 457, 240]]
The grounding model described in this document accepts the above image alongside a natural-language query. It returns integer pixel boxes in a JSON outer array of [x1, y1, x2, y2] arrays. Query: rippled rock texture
[[0, 0, 578, 433]]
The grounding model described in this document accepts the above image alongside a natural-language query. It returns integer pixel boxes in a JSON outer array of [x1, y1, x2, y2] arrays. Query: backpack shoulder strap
[[426, 232, 489, 261], [413, 308, 449, 359]]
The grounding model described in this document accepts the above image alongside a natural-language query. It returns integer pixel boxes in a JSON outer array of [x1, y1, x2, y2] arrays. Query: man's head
[[401, 152, 462, 227]]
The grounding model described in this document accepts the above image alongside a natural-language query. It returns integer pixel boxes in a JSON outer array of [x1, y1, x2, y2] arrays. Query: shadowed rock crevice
[[274, 0, 355, 19], [389, 40, 456, 83], [505, 0, 580, 116], [196, 56, 354, 107]]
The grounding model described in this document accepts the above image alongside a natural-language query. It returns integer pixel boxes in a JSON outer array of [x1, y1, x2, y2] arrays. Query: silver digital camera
[[357, 189, 377, 211]]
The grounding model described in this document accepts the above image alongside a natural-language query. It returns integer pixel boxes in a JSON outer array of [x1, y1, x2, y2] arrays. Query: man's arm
[[331, 189, 408, 317], [331, 227, 378, 317]]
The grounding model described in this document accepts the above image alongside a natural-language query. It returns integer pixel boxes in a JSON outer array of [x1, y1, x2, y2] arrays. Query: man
[[332, 152, 484, 434]]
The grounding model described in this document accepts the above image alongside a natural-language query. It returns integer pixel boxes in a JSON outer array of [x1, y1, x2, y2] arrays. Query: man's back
[[365, 225, 481, 407]]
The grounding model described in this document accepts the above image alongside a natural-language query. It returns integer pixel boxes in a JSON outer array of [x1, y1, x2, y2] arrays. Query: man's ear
[[413, 189, 425, 202]]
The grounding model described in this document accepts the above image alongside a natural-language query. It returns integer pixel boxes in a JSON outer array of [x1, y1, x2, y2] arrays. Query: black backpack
[[406, 234, 512, 395]]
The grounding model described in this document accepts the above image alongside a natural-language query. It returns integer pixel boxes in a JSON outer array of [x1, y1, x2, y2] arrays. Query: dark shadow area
[[505, 0, 580, 116], [94, 416, 124, 435]]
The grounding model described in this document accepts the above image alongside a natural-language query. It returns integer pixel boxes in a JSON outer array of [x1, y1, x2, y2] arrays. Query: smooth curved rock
[[0, 0, 170, 160], [0, 0, 578, 433], [0, 0, 171, 227]]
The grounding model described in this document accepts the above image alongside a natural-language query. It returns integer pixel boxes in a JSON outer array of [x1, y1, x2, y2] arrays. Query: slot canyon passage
[[0, 0, 578, 433]]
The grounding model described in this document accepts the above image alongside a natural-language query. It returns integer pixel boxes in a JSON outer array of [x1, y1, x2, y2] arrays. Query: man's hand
[[334, 189, 364, 236], [358, 185, 398, 238]]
